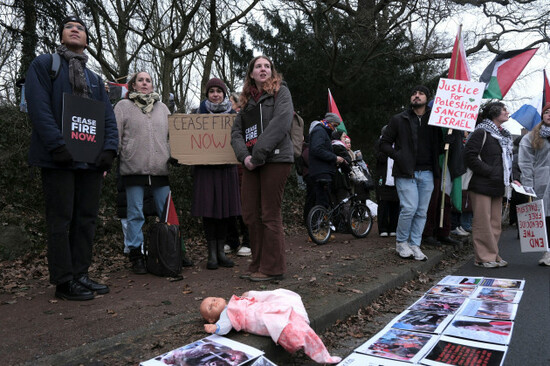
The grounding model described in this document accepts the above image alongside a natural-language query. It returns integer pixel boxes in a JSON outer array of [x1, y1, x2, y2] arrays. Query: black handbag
[[145, 223, 182, 277]]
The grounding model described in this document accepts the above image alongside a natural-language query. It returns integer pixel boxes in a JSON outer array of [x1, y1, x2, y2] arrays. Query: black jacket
[[308, 122, 337, 178], [379, 107, 441, 179], [464, 129, 505, 197]]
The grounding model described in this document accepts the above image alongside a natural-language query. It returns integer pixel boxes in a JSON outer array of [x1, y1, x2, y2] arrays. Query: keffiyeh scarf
[[475, 118, 514, 187], [128, 91, 160, 114], [540, 125, 550, 138]]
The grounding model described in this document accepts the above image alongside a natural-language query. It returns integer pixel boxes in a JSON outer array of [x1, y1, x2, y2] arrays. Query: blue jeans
[[395, 171, 434, 246], [126, 185, 170, 249]]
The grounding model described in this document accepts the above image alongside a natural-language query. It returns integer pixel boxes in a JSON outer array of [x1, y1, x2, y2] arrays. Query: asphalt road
[[451, 227, 550, 365]]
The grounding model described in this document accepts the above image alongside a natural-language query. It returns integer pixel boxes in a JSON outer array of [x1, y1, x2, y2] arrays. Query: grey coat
[[518, 131, 550, 215], [231, 85, 294, 166]]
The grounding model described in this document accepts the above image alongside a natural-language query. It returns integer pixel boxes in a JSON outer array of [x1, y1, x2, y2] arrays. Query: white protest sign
[[428, 78, 485, 132], [516, 199, 549, 252]]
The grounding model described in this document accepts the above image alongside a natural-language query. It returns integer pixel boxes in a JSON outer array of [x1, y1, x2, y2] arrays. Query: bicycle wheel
[[307, 205, 331, 245], [348, 203, 372, 238]]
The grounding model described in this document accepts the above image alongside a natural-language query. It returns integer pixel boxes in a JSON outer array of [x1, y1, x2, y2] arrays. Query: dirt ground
[[0, 223, 471, 365]]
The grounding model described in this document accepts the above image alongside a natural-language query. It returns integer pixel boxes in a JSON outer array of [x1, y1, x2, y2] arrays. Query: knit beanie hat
[[542, 103, 550, 115], [324, 112, 342, 125], [205, 78, 228, 98], [411, 85, 430, 99], [59, 15, 89, 44]]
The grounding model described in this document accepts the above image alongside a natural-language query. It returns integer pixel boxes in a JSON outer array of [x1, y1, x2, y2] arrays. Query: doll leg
[[277, 311, 341, 364]]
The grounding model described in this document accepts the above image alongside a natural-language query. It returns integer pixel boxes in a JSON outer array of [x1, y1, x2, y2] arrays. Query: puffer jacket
[[114, 99, 171, 178], [231, 85, 294, 166], [464, 129, 505, 197]]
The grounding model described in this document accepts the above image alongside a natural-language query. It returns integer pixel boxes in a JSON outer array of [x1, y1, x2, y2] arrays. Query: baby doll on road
[[199, 288, 341, 364]]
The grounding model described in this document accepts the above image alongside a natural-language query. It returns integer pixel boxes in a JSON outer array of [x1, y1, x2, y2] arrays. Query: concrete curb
[[28, 248, 449, 365]]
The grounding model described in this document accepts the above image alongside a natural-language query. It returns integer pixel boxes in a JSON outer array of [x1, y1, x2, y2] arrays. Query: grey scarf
[[204, 97, 232, 114], [56, 45, 89, 98]]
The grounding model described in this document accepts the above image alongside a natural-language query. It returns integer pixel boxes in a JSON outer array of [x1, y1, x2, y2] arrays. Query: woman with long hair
[[518, 103, 550, 266], [464, 102, 513, 268], [231, 56, 294, 281], [115, 71, 171, 274]]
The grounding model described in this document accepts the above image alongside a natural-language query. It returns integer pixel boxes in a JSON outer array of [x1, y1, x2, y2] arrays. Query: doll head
[[200, 297, 228, 324]]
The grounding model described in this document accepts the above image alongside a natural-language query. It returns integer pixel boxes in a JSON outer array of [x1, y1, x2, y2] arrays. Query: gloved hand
[[95, 150, 116, 172], [51, 145, 73, 167], [168, 157, 180, 166], [443, 133, 454, 145]]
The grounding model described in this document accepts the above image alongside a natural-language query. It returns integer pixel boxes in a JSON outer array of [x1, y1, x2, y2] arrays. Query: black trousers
[[41, 168, 103, 284]]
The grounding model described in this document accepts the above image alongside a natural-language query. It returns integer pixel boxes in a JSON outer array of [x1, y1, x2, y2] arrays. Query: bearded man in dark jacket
[[379, 85, 442, 261]]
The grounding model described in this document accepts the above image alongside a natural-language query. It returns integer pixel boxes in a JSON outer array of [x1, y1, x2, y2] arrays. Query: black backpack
[[145, 223, 183, 277]]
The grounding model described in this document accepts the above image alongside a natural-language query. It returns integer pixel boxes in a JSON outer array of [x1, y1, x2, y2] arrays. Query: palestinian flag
[[479, 48, 538, 99], [327, 88, 347, 133], [448, 26, 471, 81], [162, 191, 179, 225]]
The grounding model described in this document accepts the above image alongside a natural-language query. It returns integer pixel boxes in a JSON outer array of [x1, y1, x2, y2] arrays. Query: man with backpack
[[25, 16, 118, 301]]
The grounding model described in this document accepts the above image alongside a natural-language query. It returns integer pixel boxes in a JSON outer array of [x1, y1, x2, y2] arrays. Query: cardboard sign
[[516, 200, 549, 252], [169, 114, 239, 165], [62, 93, 105, 163], [428, 78, 485, 132]]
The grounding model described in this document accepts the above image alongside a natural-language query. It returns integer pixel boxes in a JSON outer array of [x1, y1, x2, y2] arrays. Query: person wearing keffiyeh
[[518, 103, 550, 266], [464, 102, 513, 269], [24, 16, 118, 301]]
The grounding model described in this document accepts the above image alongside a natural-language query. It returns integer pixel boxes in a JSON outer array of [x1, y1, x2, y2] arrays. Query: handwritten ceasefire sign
[[168, 114, 239, 165], [428, 78, 485, 132], [516, 200, 549, 253]]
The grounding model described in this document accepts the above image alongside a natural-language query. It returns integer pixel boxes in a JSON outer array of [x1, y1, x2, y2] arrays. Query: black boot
[[207, 240, 218, 270], [217, 240, 234, 268], [129, 248, 147, 274]]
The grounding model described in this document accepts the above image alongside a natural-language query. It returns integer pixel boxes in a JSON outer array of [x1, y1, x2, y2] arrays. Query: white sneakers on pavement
[[539, 251, 550, 266], [409, 244, 428, 261], [380, 232, 389, 237], [396, 242, 427, 261], [474, 261, 499, 268], [396, 242, 413, 259]]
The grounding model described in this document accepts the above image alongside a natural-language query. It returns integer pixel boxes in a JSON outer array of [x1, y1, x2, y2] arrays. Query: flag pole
[[439, 24, 463, 228]]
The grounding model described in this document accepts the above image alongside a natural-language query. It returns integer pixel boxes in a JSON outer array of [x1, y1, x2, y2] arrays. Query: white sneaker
[[497, 259, 508, 267], [408, 244, 427, 261], [224, 244, 231, 254], [236, 246, 252, 257], [474, 261, 499, 268], [458, 226, 470, 236], [389, 232, 396, 237], [380, 232, 389, 237], [539, 251, 550, 266], [396, 242, 414, 258], [451, 227, 469, 236]]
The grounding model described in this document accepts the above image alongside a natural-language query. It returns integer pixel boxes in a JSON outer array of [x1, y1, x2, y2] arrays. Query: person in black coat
[[464, 102, 513, 268], [308, 113, 346, 208], [375, 125, 400, 237]]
